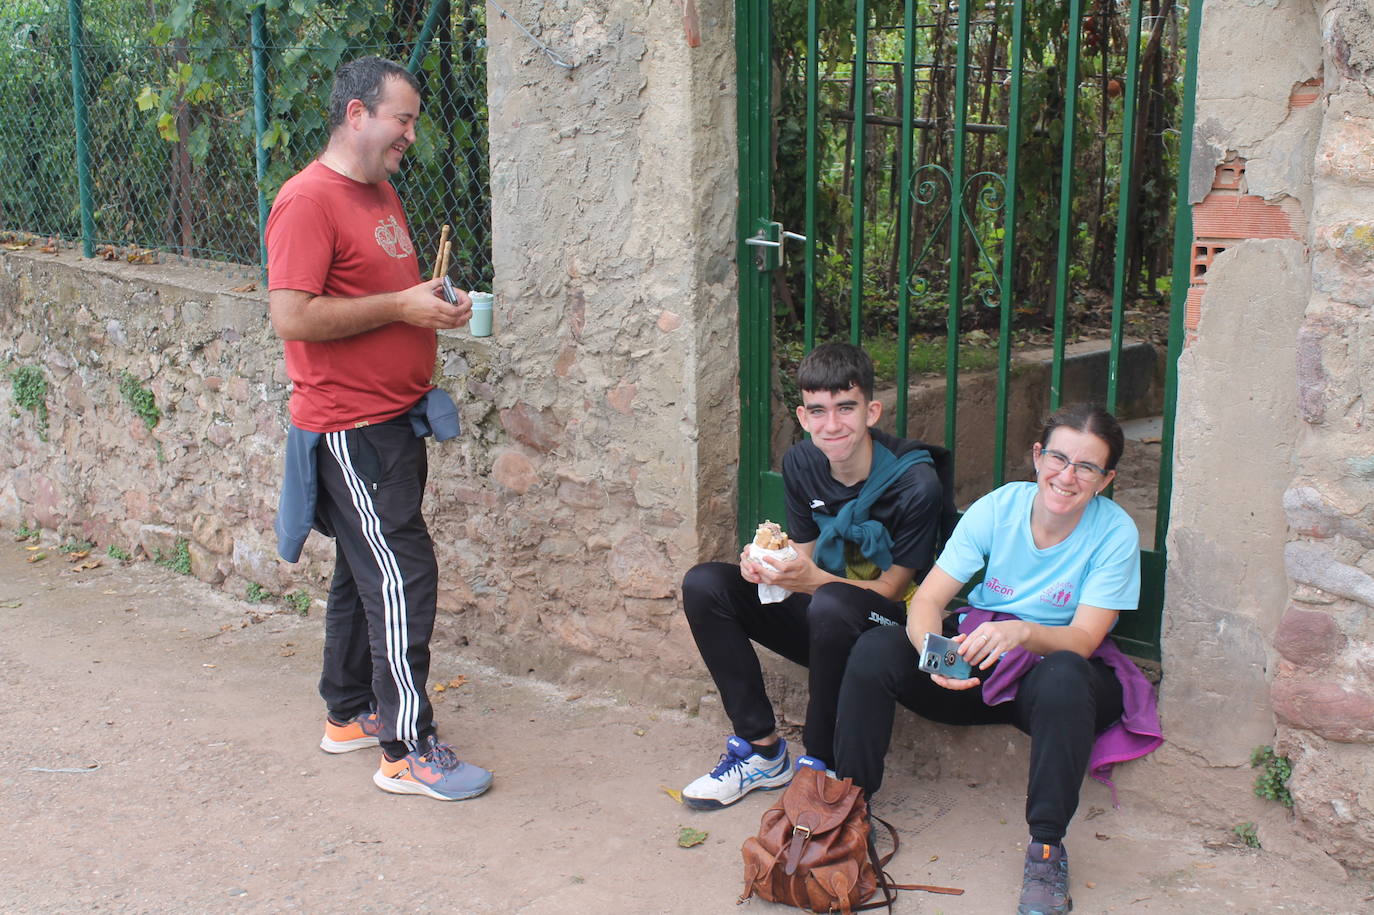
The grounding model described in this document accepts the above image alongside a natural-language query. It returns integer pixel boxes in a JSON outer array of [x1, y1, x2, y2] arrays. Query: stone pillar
[[426, 1, 740, 705]]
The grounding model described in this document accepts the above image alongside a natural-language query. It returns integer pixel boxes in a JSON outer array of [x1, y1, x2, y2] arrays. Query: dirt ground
[[2, 539, 1370, 914]]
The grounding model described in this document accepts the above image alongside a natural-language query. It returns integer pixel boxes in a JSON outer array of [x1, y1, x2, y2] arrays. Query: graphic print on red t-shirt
[[266, 161, 436, 433]]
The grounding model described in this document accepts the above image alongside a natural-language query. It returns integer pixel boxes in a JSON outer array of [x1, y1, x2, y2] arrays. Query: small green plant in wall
[[246, 582, 274, 604], [154, 538, 191, 575], [106, 544, 132, 561], [10, 365, 49, 441], [118, 370, 161, 430], [14, 521, 40, 542], [285, 589, 311, 616], [1251, 745, 1294, 807], [1233, 821, 1260, 849]]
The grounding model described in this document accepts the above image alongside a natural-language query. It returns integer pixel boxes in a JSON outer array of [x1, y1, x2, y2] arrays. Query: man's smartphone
[[918, 632, 975, 680], [440, 275, 459, 305]]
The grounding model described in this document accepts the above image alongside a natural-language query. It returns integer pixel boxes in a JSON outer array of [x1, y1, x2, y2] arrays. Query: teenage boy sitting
[[679, 342, 951, 808]]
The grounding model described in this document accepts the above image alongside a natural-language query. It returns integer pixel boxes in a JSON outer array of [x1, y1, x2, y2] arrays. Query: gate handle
[[744, 230, 808, 248]]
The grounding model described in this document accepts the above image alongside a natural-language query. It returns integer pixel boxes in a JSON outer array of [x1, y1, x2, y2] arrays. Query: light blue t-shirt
[[935, 482, 1140, 625]]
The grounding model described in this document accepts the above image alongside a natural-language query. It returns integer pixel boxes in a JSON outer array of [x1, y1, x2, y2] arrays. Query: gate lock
[[744, 219, 806, 272]]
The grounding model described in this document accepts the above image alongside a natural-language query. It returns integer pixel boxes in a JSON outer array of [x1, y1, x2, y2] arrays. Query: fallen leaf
[[433, 683, 446, 692], [1094, 833, 1110, 841], [126, 248, 156, 264], [929, 855, 939, 862], [634, 728, 646, 737], [2, 243, 30, 250], [280, 649, 295, 657], [1086, 882, 1097, 889], [1085, 806, 1105, 820], [1192, 862, 1216, 869], [447, 676, 468, 689], [677, 826, 708, 848], [65, 550, 90, 562], [565, 693, 582, 702], [203, 664, 216, 669], [0, 600, 21, 608], [97, 245, 119, 260], [660, 785, 683, 804], [26, 552, 47, 563], [25, 545, 42, 551], [231, 282, 258, 292]]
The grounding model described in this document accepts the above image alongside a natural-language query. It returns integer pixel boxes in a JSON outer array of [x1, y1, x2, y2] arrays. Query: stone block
[[1312, 221, 1374, 307], [1272, 671, 1374, 742], [1285, 540, 1374, 607], [491, 450, 538, 493], [498, 402, 562, 452], [1275, 604, 1346, 667], [606, 533, 675, 599]]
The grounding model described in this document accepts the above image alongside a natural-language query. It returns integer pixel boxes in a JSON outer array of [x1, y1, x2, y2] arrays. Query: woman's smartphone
[[918, 632, 975, 680]]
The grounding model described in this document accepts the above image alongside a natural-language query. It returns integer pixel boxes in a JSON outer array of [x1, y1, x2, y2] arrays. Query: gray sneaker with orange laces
[[373, 735, 492, 801]]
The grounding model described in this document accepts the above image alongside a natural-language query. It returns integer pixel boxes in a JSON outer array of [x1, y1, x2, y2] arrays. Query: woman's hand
[[958, 620, 1031, 670]]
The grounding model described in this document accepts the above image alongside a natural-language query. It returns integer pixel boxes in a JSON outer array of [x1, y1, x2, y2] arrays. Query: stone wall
[[1158, 0, 1374, 877], [0, 0, 741, 710]]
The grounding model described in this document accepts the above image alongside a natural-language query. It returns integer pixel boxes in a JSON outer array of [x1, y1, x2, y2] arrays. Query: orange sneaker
[[320, 710, 381, 754], [373, 735, 492, 801]]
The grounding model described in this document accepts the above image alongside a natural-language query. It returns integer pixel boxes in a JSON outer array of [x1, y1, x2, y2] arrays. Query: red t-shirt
[[265, 160, 436, 433]]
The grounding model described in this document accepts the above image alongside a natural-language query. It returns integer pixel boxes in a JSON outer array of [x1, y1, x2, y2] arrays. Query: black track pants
[[833, 624, 1124, 844], [315, 415, 438, 759], [681, 561, 905, 767]]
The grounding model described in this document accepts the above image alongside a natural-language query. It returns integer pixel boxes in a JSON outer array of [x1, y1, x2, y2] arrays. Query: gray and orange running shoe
[[320, 710, 382, 754], [1018, 841, 1072, 914], [373, 735, 492, 801]]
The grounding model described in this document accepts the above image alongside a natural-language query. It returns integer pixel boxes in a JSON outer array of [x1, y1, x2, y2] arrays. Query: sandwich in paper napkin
[[748, 521, 797, 604]]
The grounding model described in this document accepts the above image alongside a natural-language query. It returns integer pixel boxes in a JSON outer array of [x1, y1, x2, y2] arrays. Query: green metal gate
[[735, 0, 1203, 660]]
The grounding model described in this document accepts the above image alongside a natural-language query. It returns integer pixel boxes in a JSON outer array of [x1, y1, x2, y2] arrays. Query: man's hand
[[270, 278, 471, 342], [397, 278, 471, 330]]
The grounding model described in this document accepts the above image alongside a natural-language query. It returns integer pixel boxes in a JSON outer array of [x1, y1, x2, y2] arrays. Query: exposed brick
[[1275, 605, 1346, 668], [1191, 194, 1304, 241], [657, 310, 683, 332], [1272, 672, 1374, 743]]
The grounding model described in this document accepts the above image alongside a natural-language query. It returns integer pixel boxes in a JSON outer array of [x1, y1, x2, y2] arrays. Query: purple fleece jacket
[[959, 608, 1164, 806]]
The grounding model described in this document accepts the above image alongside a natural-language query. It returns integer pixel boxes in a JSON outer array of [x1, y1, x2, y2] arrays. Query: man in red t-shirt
[[265, 56, 490, 802]]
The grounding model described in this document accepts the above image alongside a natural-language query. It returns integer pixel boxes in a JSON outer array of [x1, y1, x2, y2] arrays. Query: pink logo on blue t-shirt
[[1041, 582, 1074, 607]]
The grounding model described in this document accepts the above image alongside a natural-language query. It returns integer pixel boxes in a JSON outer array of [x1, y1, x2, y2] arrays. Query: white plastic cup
[[468, 291, 493, 337]]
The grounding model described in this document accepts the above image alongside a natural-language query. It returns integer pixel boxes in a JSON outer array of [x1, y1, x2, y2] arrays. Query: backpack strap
[[858, 814, 966, 905]]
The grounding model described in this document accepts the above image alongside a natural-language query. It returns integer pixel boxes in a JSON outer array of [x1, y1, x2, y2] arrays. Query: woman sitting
[[833, 403, 1161, 915]]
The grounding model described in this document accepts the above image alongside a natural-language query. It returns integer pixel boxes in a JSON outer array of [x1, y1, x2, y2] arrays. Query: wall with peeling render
[[1153, 0, 1374, 878]]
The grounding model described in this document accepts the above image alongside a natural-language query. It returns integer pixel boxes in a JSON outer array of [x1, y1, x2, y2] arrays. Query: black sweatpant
[[681, 561, 906, 767], [834, 624, 1123, 845], [315, 414, 438, 760]]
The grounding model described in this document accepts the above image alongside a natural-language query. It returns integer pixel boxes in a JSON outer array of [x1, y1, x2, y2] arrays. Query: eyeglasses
[[1036, 447, 1108, 481]]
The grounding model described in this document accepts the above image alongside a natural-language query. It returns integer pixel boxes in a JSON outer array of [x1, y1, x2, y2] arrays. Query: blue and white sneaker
[[682, 736, 793, 809], [795, 755, 837, 778]]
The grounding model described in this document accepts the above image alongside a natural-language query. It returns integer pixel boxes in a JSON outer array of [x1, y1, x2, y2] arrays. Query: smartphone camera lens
[[925, 653, 939, 669]]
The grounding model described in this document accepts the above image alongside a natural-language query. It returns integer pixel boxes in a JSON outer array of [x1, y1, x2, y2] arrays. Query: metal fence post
[[407, 0, 449, 73], [252, 5, 269, 275], [66, 0, 94, 257]]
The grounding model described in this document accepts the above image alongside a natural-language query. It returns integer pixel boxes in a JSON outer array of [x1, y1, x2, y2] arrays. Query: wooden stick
[[438, 240, 452, 279], [433, 224, 451, 279]]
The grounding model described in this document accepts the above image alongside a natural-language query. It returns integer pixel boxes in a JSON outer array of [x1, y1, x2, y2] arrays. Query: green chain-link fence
[[0, 0, 489, 285]]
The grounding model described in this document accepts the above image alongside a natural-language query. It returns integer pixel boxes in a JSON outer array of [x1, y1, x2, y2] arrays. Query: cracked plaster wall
[[1156, 0, 1374, 877]]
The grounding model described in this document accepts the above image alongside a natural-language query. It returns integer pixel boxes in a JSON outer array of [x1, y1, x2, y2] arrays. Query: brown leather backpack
[[740, 768, 962, 914]]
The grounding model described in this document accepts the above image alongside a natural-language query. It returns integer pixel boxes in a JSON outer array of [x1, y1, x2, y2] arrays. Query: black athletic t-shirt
[[782, 428, 943, 578]]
